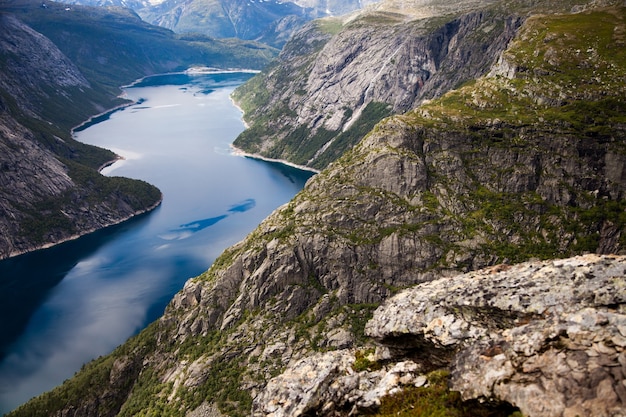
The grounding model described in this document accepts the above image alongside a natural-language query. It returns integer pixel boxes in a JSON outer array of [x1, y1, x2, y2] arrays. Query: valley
[[2, 0, 626, 416]]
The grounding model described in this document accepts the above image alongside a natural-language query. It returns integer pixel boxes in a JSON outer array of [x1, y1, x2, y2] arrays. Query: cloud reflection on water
[[159, 199, 256, 241], [0, 72, 312, 414]]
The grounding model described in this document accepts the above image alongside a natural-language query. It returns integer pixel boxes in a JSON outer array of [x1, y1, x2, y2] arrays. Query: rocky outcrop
[[150, 5, 626, 414], [370, 254, 626, 417], [255, 255, 626, 417], [254, 349, 429, 416]]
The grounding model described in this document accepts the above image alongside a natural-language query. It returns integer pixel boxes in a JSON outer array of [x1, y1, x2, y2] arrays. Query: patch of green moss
[[407, 7, 626, 131], [353, 348, 381, 372], [375, 370, 521, 417]]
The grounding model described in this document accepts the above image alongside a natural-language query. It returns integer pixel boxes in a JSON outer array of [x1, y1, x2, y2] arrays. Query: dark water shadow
[[228, 198, 256, 213], [246, 157, 316, 185], [161, 199, 257, 241], [178, 215, 229, 233], [0, 210, 156, 360]]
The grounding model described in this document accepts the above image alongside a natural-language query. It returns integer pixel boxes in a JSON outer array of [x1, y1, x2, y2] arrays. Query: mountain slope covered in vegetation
[[55, 0, 380, 48], [9, 1, 626, 416]]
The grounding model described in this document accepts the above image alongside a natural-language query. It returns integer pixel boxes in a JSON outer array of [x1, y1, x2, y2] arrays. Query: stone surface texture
[[256, 255, 626, 417]]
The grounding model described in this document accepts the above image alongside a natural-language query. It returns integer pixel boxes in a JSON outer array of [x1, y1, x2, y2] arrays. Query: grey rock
[[233, 0, 521, 169], [253, 349, 427, 416], [367, 254, 626, 417]]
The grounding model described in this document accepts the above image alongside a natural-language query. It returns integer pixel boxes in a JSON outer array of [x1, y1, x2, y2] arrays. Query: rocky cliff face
[[9, 1, 626, 416], [257, 254, 626, 416], [0, 14, 90, 117], [231, 0, 525, 169]]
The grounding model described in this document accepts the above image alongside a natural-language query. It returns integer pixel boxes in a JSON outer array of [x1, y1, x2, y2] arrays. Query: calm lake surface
[[0, 72, 314, 414]]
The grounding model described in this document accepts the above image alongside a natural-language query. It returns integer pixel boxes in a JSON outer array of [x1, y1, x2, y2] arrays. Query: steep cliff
[[9, 1, 626, 416], [259, 254, 626, 416], [231, 0, 524, 170], [0, 13, 162, 259]]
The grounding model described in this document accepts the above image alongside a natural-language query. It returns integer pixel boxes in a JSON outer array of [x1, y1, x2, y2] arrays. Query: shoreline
[[71, 99, 136, 134], [122, 67, 261, 88], [97, 155, 125, 173], [73, 68, 261, 133], [8, 68, 253, 260], [4, 196, 163, 261], [6, 68, 285, 260], [230, 97, 250, 129], [229, 144, 320, 174], [229, 92, 319, 175]]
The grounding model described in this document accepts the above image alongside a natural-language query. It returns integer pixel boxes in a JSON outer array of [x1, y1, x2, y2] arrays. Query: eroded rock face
[[233, 0, 521, 169], [255, 255, 626, 417], [366, 254, 626, 417], [0, 14, 90, 116]]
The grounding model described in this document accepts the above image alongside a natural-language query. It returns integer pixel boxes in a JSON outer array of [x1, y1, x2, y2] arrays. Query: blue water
[[0, 72, 314, 414]]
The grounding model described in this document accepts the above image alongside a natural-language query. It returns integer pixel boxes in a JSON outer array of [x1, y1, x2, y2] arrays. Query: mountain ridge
[[53, 0, 381, 47], [9, 1, 626, 416]]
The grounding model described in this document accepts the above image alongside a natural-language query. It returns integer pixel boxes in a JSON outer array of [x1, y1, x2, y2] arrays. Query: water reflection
[[0, 212, 152, 361], [0, 72, 314, 413]]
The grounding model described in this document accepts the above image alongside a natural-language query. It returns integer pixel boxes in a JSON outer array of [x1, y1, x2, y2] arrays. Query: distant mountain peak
[[49, 0, 382, 46]]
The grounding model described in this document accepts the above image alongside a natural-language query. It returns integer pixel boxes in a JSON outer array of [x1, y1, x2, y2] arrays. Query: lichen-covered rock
[[253, 349, 427, 416], [366, 254, 626, 417], [252, 255, 626, 417]]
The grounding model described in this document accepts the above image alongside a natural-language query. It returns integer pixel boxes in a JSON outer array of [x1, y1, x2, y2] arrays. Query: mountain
[[55, 0, 380, 48], [231, 0, 522, 169], [9, 0, 626, 416], [0, 12, 161, 259], [0, 0, 277, 259], [232, 0, 619, 170], [2, 0, 277, 89]]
